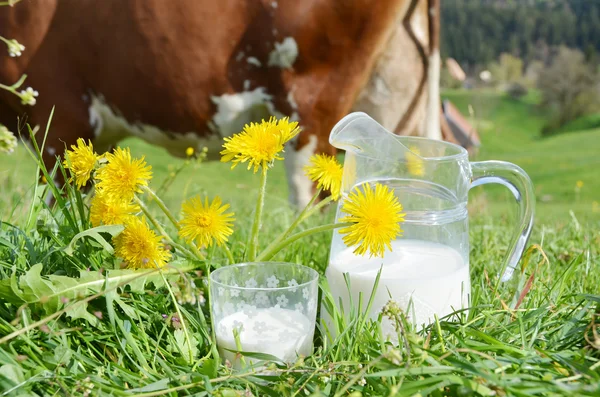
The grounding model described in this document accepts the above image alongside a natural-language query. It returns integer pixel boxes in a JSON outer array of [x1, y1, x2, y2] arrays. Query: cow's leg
[[284, 134, 319, 208]]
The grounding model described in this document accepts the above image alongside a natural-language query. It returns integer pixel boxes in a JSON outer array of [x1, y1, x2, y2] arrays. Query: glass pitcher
[[325, 112, 534, 338]]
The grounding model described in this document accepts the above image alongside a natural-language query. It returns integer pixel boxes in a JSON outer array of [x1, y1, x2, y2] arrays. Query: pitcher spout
[[329, 112, 417, 163], [330, 112, 387, 154]]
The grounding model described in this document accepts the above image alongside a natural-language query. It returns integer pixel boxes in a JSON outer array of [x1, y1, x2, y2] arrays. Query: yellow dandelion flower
[[113, 217, 171, 269], [406, 146, 424, 176], [63, 138, 99, 188], [220, 117, 300, 172], [339, 183, 405, 258], [89, 192, 139, 227], [304, 154, 343, 200], [95, 147, 152, 201], [179, 196, 235, 248], [186, 147, 195, 157], [576, 180, 584, 189]]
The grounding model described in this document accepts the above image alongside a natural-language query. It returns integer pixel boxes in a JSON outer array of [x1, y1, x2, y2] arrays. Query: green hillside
[[443, 89, 600, 223]]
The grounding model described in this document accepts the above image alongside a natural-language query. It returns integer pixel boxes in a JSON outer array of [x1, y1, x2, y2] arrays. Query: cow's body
[[0, 0, 440, 206]]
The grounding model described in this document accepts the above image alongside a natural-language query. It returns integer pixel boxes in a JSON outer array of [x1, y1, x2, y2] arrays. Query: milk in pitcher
[[325, 239, 470, 339]]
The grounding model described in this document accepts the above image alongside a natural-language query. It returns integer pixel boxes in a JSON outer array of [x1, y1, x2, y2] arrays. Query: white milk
[[216, 307, 313, 368], [325, 239, 470, 340]]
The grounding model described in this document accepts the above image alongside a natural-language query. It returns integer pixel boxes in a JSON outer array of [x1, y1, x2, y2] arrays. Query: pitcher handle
[[470, 161, 535, 282]]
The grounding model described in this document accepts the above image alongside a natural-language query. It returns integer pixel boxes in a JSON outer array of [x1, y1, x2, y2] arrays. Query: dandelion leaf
[[63, 224, 124, 256], [167, 329, 199, 362], [4, 261, 194, 326], [19, 264, 58, 312], [0, 268, 25, 305]]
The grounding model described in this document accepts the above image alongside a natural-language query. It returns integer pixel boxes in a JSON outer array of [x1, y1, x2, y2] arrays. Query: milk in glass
[[216, 307, 313, 368]]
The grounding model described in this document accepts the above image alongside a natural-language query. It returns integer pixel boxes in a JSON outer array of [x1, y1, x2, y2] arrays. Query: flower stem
[[300, 195, 334, 221], [143, 186, 180, 231], [135, 196, 203, 261], [189, 244, 207, 262], [0, 73, 26, 92], [256, 222, 351, 262], [222, 244, 235, 265], [256, 188, 323, 261], [247, 166, 268, 261]]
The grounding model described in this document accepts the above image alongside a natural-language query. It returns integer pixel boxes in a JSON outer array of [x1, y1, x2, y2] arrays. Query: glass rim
[[349, 136, 469, 163], [209, 262, 320, 291]]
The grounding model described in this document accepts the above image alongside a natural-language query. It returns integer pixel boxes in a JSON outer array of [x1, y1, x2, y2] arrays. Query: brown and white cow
[[0, 0, 443, 206]]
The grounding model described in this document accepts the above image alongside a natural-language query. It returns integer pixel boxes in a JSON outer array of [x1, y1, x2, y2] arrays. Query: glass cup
[[209, 262, 319, 368]]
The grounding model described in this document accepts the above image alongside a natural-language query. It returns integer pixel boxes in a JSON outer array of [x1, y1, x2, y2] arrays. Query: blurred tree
[[488, 53, 523, 84], [441, 0, 600, 70], [524, 60, 544, 87], [538, 47, 600, 134]]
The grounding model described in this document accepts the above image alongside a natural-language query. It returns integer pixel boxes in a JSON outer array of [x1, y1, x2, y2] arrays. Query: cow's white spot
[[46, 146, 56, 155], [286, 89, 300, 122], [284, 134, 317, 208], [271, 1, 278, 8], [89, 104, 103, 137], [247, 57, 262, 67], [211, 88, 283, 138], [243, 80, 251, 91], [287, 89, 298, 110], [88, 95, 220, 159], [268, 37, 298, 69], [235, 51, 245, 62]]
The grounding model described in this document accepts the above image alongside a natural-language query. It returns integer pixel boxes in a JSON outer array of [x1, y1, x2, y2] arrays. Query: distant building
[[441, 100, 481, 153], [479, 70, 492, 82], [446, 58, 466, 82]]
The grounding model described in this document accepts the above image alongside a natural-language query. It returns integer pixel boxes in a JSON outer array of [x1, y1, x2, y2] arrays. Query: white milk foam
[[325, 239, 470, 340]]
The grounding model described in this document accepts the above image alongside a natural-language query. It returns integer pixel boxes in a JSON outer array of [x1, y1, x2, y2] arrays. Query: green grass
[[443, 89, 600, 223], [0, 92, 599, 396], [552, 114, 600, 136], [4, 89, 599, 225]]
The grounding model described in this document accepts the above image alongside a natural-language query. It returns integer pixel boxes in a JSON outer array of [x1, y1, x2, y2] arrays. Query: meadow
[[0, 90, 598, 396]]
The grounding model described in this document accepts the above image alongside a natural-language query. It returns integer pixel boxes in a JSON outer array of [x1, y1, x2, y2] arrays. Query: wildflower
[[5, 39, 25, 57], [304, 154, 343, 200], [179, 196, 235, 248], [0, 124, 17, 154], [63, 138, 99, 188], [339, 183, 405, 257], [89, 192, 139, 227], [406, 146, 424, 176], [95, 147, 152, 201], [576, 180, 584, 189], [113, 217, 171, 269], [19, 87, 38, 106], [186, 147, 195, 157], [220, 117, 300, 172]]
